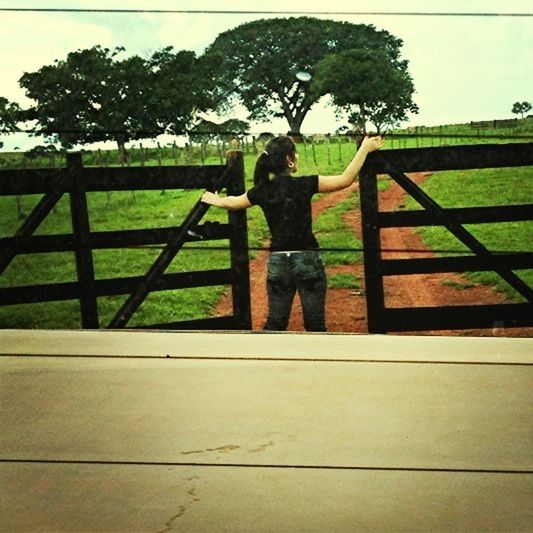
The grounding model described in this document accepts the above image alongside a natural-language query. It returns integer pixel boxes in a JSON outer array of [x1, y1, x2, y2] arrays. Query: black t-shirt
[[246, 174, 319, 251]]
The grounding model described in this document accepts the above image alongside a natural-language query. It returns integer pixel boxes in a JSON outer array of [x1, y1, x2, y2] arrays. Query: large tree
[[202, 17, 409, 134], [20, 46, 118, 149], [315, 48, 418, 133], [19, 46, 211, 157]]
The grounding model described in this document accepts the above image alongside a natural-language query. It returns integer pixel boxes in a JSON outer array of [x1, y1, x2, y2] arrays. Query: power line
[[0, 8, 531, 17]]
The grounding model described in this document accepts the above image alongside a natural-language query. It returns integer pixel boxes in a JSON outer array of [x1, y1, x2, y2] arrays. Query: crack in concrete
[[181, 444, 240, 455], [250, 440, 275, 453], [155, 505, 186, 533], [156, 477, 203, 532]]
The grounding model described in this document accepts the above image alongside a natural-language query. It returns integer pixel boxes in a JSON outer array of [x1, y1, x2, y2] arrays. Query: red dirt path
[[214, 174, 532, 337]]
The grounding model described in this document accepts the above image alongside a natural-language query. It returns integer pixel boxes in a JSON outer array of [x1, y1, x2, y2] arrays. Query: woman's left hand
[[201, 191, 219, 205]]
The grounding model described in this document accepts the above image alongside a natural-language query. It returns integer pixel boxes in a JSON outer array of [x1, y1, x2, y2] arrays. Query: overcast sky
[[0, 0, 531, 150]]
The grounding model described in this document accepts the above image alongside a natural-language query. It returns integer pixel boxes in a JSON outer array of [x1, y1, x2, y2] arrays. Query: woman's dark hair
[[253, 135, 296, 186]]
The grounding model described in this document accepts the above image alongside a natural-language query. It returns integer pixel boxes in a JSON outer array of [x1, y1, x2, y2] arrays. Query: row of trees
[[2, 17, 421, 153]]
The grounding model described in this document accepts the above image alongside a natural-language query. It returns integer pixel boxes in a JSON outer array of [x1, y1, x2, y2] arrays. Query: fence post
[[16, 156, 26, 219], [311, 137, 317, 165], [157, 141, 162, 166], [359, 161, 386, 333], [67, 152, 99, 328], [173, 141, 178, 165], [217, 141, 224, 164], [226, 150, 251, 329]]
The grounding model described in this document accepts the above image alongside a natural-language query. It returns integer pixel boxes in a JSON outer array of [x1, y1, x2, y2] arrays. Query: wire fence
[[2, 126, 533, 169], [1, 8, 531, 17]]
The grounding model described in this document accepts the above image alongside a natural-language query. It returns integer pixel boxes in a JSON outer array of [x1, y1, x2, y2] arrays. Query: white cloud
[[0, 12, 113, 105]]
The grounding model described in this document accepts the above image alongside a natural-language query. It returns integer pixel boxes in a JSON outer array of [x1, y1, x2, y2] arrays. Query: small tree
[[0, 96, 21, 149], [147, 46, 216, 138], [315, 48, 418, 134], [217, 118, 250, 142], [512, 101, 532, 119], [0, 97, 24, 216], [189, 118, 249, 144]]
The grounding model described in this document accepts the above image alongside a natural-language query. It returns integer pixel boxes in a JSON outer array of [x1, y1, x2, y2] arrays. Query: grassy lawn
[[314, 198, 363, 266]]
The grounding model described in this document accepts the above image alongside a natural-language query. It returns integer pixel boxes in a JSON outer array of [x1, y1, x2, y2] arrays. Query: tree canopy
[[12, 17, 418, 149], [202, 16, 412, 133], [19, 45, 212, 154], [315, 48, 418, 133], [512, 101, 531, 119], [189, 118, 250, 143]]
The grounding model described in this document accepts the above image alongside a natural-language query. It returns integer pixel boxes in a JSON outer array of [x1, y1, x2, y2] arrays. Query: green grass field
[[403, 165, 533, 302], [0, 119, 531, 327]]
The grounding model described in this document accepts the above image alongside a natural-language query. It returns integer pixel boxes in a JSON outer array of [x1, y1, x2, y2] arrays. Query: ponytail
[[253, 151, 272, 187], [253, 136, 296, 187]]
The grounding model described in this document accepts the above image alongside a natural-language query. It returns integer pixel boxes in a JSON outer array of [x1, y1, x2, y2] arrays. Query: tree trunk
[[116, 140, 129, 165], [278, 87, 310, 139], [286, 114, 307, 142]]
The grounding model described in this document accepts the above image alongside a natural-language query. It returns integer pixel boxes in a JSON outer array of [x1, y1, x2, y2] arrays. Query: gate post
[[359, 164, 386, 334], [226, 151, 252, 330], [67, 152, 99, 328]]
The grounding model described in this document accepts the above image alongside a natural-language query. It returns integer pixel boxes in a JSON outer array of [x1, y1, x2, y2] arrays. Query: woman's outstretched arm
[[318, 135, 383, 193], [201, 191, 252, 210]]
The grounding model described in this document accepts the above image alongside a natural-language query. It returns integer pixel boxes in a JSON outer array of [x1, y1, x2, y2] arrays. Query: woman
[[201, 134, 383, 331]]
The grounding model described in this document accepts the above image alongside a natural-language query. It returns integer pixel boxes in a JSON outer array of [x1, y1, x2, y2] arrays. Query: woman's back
[[247, 174, 319, 251]]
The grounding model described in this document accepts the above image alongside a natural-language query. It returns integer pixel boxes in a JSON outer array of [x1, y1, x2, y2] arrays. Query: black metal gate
[[359, 142, 533, 333], [0, 151, 251, 330]]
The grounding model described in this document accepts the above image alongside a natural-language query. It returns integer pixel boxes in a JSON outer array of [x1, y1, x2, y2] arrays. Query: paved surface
[[1, 329, 532, 532]]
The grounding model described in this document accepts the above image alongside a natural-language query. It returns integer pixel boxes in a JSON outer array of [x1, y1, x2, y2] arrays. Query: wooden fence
[[470, 119, 518, 129], [359, 142, 533, 333], [0, 151, 251, 330]]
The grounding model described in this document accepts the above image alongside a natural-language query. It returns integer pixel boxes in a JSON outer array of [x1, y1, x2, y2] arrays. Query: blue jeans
[[264, 250, 327, 332]]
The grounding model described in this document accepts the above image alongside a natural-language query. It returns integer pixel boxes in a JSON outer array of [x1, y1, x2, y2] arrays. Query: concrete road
[[1, 330, 532, 532]]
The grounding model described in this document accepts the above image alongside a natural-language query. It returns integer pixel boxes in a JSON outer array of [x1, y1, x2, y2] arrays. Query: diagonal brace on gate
[[107, 156, 237, 329], [388, 171, 533, 303]]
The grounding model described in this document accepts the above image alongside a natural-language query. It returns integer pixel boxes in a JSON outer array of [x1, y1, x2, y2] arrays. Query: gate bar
[[0, 170, 70, 276]]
